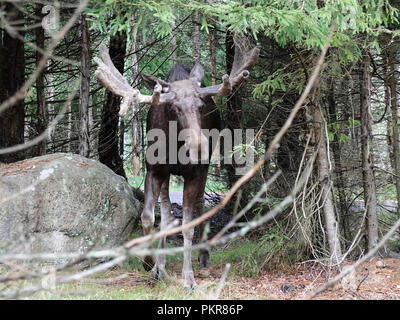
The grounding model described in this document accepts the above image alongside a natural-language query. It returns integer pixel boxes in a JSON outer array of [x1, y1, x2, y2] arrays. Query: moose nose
[[186, 131, 206, 148], [186, 132, 208, 163]]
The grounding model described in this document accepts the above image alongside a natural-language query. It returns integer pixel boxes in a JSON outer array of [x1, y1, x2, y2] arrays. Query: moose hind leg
[[181, 175, 207, 289], [197, 199, 209, 268], [198, 245, 210, 269], [153, 178, 173, 280], [195, 173, 210, 268]]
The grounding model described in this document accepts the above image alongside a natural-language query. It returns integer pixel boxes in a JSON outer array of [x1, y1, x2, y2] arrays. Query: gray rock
[[0, 153, 139, 264]]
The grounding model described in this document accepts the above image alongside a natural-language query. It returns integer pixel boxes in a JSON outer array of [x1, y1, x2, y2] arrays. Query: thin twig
[[213, 263, 231, 300]]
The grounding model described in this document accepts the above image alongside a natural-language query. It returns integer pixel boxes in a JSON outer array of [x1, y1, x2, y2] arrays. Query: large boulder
[[0, 153, 140, 263]]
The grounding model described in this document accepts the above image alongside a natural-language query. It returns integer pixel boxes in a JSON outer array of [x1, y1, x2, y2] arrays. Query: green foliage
[[212, 222, 303, 277], [232, 143, 258, 158], [377, 184, 397, 201], [87, 1, 398, 43], [211, 239, 266, 277], [253, 69, 288, 100], [327, 122, 347, 143], [86, 0, 399, 104], [327, 118, 361, 143], [87, 0, 178, 38]]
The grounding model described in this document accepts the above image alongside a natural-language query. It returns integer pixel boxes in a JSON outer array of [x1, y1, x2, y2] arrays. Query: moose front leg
[[141, 171, 165, 271], [181, 173, 208, 289], [153, 177, 173, 280], [181, 206, 196, 289]]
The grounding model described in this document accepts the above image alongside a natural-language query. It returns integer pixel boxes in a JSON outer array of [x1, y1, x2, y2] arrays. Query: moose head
[[94, 43, 259, 163]]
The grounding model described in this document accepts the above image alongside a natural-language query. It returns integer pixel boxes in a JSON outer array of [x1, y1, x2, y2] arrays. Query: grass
[[0, 220, 305, 300], [377, 184, 397, 201], [211, 240, 269, 277], [29, 276, 215, 300], [210, 237, 301, 277], [124, 228, 275, 277], [2, 236, 288, 300]]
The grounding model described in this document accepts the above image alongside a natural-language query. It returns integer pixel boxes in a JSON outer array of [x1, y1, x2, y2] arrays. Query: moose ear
[[190, 63, 204, 84], [141, 73, 170, 93]]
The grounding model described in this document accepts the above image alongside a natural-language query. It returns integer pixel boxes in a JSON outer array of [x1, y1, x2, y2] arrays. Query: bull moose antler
[[95, 37, 259, 117], [198, 39, 260, 97], [94, 44, 175, 117]]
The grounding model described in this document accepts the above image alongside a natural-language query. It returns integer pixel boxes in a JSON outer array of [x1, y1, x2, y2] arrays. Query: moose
[[94, 41, 259, 289]]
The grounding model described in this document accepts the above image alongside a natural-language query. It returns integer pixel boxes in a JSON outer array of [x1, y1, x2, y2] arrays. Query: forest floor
[[92, 258, 400, 300], [26, 251, 400, 300]]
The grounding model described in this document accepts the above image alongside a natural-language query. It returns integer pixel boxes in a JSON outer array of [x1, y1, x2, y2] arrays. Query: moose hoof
[[143, 256, 155, 271], [183, 272, 197, 291], [183, 282, 198, 292], [152, 266, 167, 281], [198, 268, 210, 278]]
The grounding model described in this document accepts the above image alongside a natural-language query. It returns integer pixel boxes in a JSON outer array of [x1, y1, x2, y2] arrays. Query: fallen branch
[[213, 263, 231, 300], [307, 215, 400, 299]]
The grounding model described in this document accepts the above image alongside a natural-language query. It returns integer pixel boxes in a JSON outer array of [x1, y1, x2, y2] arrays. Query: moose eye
[[195, 101, 204, 110], [173, 106, 182, 116]]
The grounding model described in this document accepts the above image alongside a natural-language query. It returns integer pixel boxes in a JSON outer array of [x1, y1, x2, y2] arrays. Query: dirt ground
[[101, 258, 400, 300], [222, 258, 400, 300]]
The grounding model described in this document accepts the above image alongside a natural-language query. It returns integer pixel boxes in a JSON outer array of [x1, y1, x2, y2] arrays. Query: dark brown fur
[[140, 63, 220, 288]]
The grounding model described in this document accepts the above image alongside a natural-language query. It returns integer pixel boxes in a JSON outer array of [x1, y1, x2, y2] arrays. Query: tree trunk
[[327, 77, 350, 242], [66, 97, 72, 153], [359, 51, 379, 254], [79, 13, 90, 157], [225, 30, 238, 189], [171, 21, 178, 64], [192, 11, 200, 63], [119, 118, 125, 157], [130, 14, 141, 176], [0, 5, 25, 163], [225, 31, 244, 187], [98, 31, 127, 179], [131, 115, 141, 175], [35, 6, 46, 156], [388, 46, 400, 216], [208, 22, 220, 174], [47, 60, 56, 152], [209, 25, 217, 88], [223, 31, 250, 215], [88, 94, 95, 157], [313, 75, 342, 265]]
